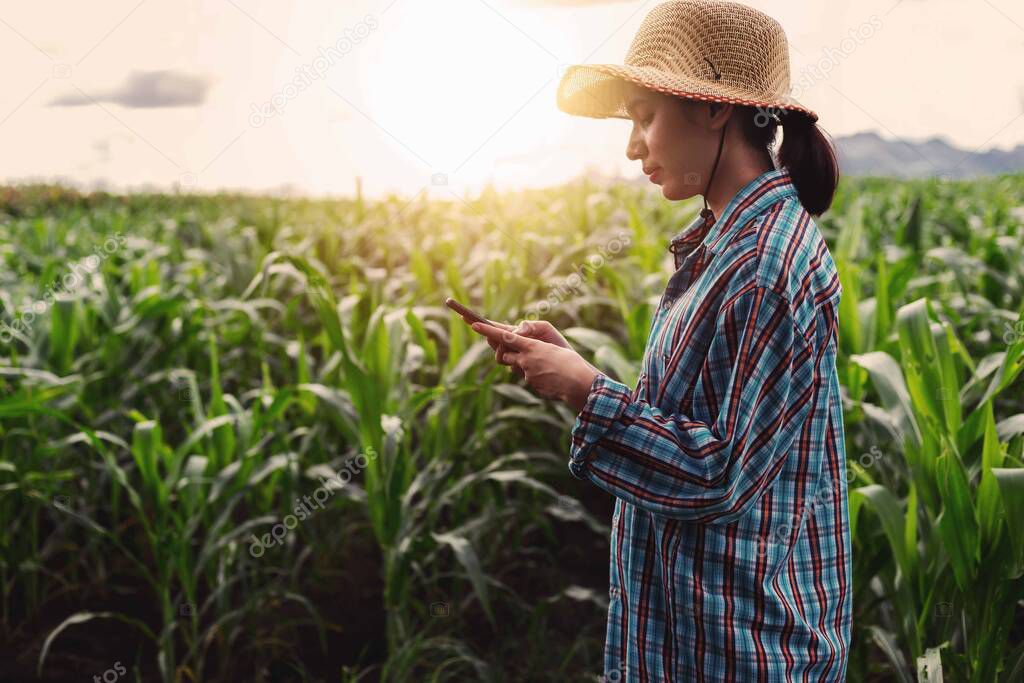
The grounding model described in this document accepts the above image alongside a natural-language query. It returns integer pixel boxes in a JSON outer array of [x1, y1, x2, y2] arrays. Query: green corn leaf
[[837, 259, 863, 356], [869, 625, 914, 683], [431, 530, 495, 628], [855, 484, 914, 583], [992, 468, 1024, 578], [563, 327, 619, 354], [132, 420, 167, 506], [38, 612, 156, 678], [850, 351, 921, 449], [896, 299, 946, 438], [207, 334, 235, 469], [47, 297, 79, 375], [935, 449, 979, 592], [977, 402, 1005, 544], [593, 345, 638, 388]]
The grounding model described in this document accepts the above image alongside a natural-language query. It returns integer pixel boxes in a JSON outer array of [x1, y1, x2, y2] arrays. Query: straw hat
[[556, 0, 816, 123]]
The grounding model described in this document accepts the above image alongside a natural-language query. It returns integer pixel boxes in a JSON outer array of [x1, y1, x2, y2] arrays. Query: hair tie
[[781, 111, 813, 130]]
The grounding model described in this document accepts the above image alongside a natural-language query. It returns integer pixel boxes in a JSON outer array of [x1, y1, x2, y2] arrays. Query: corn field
[[1, 175, 1022, 682]]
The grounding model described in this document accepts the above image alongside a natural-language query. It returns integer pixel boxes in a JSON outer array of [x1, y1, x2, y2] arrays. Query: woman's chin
[[659, 180, 693, 201]]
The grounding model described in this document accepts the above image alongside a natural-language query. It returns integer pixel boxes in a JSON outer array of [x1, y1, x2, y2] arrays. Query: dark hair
[[737, 106, 840, 216]]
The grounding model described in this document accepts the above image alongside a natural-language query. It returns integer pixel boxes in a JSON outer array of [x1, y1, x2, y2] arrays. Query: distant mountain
[[833, 131, 1024, 179], [601, 130, 1024, 187]]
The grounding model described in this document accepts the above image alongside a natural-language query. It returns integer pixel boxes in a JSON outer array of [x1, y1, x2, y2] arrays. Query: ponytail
[[777, 112, 839, 216], [738, 106, 840, 217]]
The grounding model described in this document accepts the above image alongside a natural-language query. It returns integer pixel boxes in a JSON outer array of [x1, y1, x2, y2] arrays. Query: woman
[[468, 1, 851, 680]]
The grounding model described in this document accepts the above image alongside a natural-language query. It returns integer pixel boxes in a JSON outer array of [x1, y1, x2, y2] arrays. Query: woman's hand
[[460, 317, 572, 378], [470, 322, 599, 412]]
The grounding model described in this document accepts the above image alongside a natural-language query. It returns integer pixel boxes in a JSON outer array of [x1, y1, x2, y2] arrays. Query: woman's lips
[[649, 168, 662, 183]]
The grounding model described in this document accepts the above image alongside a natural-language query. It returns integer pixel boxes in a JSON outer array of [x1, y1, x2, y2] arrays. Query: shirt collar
[[669, 166, 799, 260]]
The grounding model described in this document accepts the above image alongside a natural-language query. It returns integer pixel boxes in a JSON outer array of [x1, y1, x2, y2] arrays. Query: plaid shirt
[[568, 167, 852, 682]]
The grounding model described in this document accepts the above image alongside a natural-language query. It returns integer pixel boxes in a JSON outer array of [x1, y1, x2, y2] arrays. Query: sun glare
[[360, 0, 560, 193]]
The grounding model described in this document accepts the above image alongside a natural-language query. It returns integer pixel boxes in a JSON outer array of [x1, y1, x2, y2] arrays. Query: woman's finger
[[464, 315, 514, 332], [471, 323, 533, 350], [506, 356, 524, 377]]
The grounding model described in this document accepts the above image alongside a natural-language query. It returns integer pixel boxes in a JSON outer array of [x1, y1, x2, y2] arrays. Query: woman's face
[[624, 85, 719, 201]]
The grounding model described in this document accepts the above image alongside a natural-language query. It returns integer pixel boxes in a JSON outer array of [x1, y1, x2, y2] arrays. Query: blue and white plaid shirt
[[568, 167, 852, 681]]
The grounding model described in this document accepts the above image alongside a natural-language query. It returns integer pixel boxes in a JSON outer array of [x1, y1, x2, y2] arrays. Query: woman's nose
[[626, 138, 644, 161]]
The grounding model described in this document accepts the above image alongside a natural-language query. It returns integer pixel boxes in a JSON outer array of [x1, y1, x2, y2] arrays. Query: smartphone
[[444, 297, 496, 326]]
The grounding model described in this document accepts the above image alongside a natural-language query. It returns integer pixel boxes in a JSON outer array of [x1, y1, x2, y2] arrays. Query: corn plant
[[2, 175, 1023, 681]]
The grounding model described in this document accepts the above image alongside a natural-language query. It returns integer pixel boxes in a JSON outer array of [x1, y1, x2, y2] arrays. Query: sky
[[1, 0, 1023, 200]]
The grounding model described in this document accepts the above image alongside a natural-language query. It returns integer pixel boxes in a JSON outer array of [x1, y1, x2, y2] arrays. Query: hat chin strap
[[666, 115, 729, 258], [700, 117, 728, 228]]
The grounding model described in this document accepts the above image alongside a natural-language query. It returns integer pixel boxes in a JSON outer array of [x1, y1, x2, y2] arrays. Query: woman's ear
[[707, 102, 733, 130]]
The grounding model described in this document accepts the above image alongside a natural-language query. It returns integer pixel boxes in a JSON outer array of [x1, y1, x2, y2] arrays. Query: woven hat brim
[[557, 64, 818, 123]]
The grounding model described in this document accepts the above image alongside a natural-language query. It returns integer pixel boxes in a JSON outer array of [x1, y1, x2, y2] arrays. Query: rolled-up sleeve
[[567, 285, 816, 524]]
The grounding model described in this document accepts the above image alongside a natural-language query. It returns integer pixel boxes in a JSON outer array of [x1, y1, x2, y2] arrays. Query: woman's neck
[[705, 147, 775, 220]]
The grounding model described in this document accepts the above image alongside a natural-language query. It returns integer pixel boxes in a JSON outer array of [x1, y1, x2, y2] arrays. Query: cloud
[[50, 70, 212, 108]]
